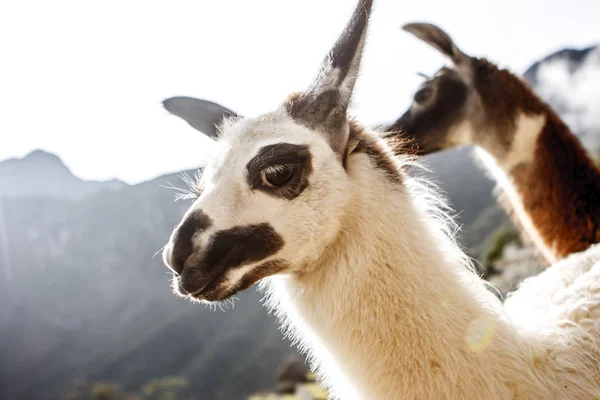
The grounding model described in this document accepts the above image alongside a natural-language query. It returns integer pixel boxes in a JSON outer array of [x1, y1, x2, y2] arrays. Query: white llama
[[383, 23, 600, 264], [162, 1, 600, 398]]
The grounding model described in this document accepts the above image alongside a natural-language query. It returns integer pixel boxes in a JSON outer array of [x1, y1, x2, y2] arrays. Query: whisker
[[153, 245, 167, 259]]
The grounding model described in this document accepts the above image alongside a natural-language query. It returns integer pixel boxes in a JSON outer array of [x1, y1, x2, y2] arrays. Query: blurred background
[[0, 0, 598, 399]]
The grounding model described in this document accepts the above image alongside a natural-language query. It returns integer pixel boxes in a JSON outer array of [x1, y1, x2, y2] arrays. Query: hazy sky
[[1, 0, 598, 184]]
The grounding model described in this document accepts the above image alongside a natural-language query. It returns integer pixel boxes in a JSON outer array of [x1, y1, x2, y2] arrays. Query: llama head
[[386, 23, 544, 157], [162, 0, 373, 302]]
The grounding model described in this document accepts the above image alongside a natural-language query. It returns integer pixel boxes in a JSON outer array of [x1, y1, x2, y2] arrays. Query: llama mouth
[[175, 270, 233, 302]]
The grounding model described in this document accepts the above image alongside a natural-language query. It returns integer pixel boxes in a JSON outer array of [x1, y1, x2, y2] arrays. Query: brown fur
[[474, 60, 548, 151], [475, 62, 600, 260], [390, 49, 600, 263], [348, 120, 404, 185], [509, 112, 600, 259], [390, 23, 600, 262]]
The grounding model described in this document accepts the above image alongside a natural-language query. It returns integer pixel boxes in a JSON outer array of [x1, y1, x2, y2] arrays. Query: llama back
[[504, 244, 600, 397]]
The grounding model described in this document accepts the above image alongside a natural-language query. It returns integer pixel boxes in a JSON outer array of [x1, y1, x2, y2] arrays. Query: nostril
[[162, 245, 183, 276], [169, 248, 189, 276], [168, 233, 193, 276], [163, 253, 179, 276], [164, 209, 212, 275]]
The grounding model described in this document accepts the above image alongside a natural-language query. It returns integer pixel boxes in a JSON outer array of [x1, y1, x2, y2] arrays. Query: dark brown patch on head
[[167, 209, 212, 275], [384, 68, 470, 155], [348, 120, 403, 185], [391, 22, 551, 157], [179, 223, 284, 296], [246, 143, 313, 200]]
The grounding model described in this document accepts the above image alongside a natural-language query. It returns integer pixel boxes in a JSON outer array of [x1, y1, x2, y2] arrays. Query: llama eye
[[414, 87, 433, 104], [261, 165, 295, 188]]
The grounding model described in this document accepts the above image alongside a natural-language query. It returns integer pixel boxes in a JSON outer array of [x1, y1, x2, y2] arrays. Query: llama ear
[[163, 96, 240, 139], [285, 0, 373, 155], [402, 23, 469, 65]]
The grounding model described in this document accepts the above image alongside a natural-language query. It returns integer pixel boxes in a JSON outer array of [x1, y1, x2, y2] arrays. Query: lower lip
[[178, 275, 220, 299]]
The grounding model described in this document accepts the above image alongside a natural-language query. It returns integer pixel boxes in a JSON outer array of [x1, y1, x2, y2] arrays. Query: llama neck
[[266, 157, 526, 399], [477, 111, 600, 263]]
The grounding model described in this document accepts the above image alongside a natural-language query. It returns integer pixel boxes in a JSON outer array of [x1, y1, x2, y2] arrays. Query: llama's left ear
[[163, 97, 240, 139], [285, 0, 373, 156], [402, 23, 470, 66]]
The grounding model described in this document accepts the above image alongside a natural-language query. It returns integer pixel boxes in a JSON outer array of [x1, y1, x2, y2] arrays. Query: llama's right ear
[[285, 0, 373, 156], [402, 23, 469, 65], [163, 97, 240, 139]]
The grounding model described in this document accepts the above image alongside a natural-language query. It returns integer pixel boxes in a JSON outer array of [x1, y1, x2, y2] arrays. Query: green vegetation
[[484, 226, 523, 265], [62, 377, 190, 400]]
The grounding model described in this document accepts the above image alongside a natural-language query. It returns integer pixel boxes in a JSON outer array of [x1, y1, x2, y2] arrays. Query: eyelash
[[262, 164, 289, 175]]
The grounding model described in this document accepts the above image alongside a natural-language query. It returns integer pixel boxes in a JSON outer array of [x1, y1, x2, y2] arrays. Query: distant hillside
[[0, 169, 298, 400], [0, 150, 125, 200], [524, 45, 598, 85]]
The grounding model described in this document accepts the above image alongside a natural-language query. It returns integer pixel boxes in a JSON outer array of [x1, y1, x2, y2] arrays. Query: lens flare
[[466, 315, 496, 353]]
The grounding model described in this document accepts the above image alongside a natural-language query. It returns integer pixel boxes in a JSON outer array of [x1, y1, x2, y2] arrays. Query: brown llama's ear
[[162, 97, 240, 139], [403, 23, 470, 65], [285, 0, 373, 156]]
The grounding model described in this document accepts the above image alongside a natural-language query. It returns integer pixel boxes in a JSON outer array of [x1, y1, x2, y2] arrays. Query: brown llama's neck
[[473, 62, 600, 263], [508, 111, 600, 262], [479, 109, 600, 264]]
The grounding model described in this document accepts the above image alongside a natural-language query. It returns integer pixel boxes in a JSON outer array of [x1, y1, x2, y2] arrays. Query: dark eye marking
[[246, 143, 313, 200], [414, 87, 433, 104]]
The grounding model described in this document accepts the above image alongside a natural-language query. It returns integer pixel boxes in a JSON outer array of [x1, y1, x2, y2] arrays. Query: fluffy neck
[[477, 110, 600, 264], [265, 144, 532, 399]]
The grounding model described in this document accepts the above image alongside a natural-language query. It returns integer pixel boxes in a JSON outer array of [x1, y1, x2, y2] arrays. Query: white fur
[[165, 21, 600, 397], [183, 110, 600, 398], [475, 146, 558, 264], [501, 113, 547, 170], [170, 102, 600, 398], [262, 138, 600, 398]]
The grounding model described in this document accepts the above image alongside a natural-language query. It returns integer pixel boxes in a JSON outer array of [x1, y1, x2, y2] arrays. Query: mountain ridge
[[0, 149, 126, 200]]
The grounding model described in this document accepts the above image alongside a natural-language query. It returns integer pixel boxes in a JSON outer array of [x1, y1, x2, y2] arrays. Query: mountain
[[524, 45, 600, 150], [523, 46, 598, 85], [0, 169, 298, 400], [0, 150, 126, 200]]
